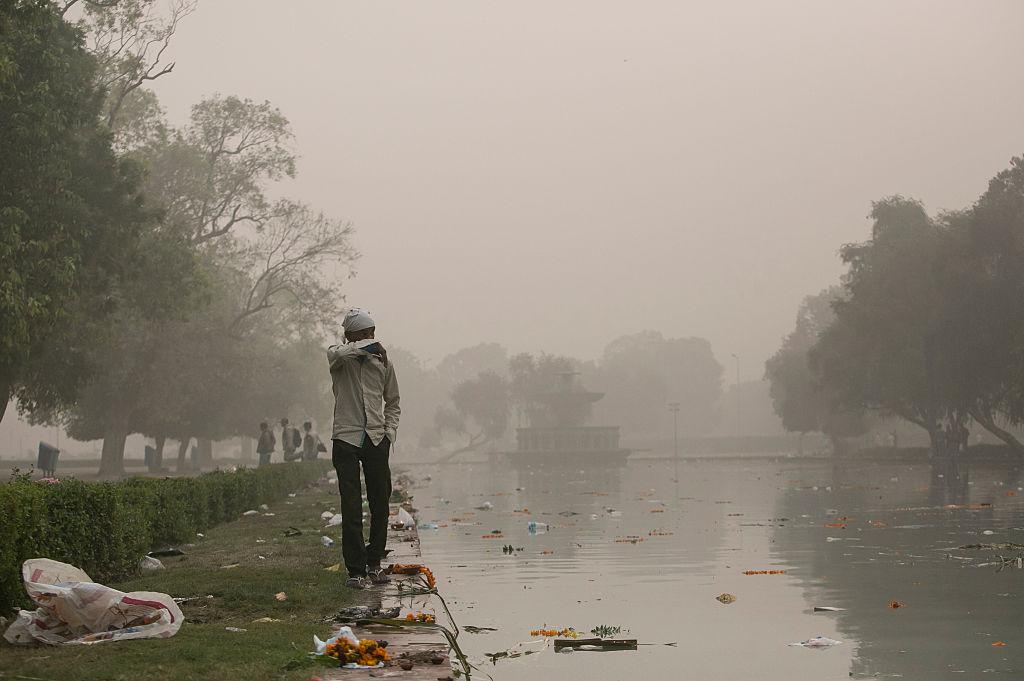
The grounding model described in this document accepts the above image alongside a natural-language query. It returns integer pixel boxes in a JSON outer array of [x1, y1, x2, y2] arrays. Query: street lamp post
[[730, 353, 740, 438], [668, 402, 680, 459]]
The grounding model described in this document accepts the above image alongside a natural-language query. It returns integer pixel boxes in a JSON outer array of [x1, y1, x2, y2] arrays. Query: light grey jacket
[[327, 342, 400, 447]]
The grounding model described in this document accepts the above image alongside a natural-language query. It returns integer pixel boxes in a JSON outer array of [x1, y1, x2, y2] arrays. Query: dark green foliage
[[0, 461, 331, 612], [0, 1, 154, 413]]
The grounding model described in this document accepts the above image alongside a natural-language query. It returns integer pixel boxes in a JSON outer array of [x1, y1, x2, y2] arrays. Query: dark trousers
[[332, 436, 392, 577]]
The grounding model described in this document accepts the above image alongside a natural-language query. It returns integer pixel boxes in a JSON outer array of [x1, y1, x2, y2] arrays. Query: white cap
[[342, 308, 375, 333]]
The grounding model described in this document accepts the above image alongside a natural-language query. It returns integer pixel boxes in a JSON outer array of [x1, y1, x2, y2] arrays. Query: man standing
[[281, 418, 299, 462], [328, 308, 400, 588], [256, 422, 275, 466]]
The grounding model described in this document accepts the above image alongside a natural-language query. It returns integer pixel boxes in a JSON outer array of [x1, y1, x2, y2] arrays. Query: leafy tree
[[435, 371, 510, 452], [508, 352, 584, 427], [591, 331, 723, 437], [0, 0, 153, 423], [436, 343, 507, 390], [765, 287, 868, 453], [811, 197, 972, 456], [958, 157, 1024, 452]]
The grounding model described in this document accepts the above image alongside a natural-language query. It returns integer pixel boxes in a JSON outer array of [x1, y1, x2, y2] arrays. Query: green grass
[[0, 481, 372, 681]]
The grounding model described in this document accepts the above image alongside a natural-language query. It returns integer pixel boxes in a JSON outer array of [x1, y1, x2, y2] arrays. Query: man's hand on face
[[369, 344, 388, 366]]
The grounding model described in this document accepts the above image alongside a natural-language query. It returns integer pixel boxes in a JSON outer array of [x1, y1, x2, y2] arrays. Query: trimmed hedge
[[0, 461, 332, 612]]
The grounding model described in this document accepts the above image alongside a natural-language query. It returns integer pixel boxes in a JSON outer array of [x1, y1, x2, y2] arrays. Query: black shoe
[[345, 576, 368, 589]]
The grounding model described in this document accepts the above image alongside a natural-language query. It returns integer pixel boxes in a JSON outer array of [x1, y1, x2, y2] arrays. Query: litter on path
[[4, 559, 184, 645]]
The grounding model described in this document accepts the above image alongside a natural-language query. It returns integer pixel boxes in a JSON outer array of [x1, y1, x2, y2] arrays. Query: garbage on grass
[[330, 605, 401, 622], [139, 556, 165, 571], [320, 510, 334, 520], [326, 513, 343, 527], [148, 548, 185, 558], [225, 626, 247, 633], [789, 636, 842, 648], [283, 527, 302, 537], [242, 510, 259, 516], [274, 592, 287, 601], [3, 559, 184, 645], [321, 536, 335, 548]]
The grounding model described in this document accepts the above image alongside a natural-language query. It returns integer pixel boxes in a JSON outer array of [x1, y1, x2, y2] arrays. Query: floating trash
[[789, 636, 841, 648]]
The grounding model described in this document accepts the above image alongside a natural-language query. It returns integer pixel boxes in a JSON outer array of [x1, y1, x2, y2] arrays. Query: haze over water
[[151, 0, 1024, 367]]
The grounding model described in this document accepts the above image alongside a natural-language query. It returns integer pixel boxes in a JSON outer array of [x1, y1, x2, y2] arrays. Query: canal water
[[412, 455, 1024, 680]]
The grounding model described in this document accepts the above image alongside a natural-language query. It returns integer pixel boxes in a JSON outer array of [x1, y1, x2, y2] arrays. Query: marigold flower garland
[[324, 638, 389, 667], [387, 563, 436, 589]]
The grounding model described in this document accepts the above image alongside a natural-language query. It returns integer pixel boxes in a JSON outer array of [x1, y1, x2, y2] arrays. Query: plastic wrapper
[[4, 559, 184, 645]]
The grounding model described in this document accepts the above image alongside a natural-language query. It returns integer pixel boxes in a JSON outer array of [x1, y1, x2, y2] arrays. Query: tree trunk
[[970, 408, 1024, 456], [176, 438, 191, 473], [98, 406, 131, 478], [154, 434, 166, 472], [198, 438, 213, 469], [0, 379, 12, 425]]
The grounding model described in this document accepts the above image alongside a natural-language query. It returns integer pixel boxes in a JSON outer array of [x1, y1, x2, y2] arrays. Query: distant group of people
[[255, 417, 325, 466]]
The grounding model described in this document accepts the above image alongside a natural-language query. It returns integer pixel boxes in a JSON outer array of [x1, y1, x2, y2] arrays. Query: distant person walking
[[281, 418, 301, 462], [302, 420, 323, 461], [328, 308, 401, 588], [256, 422, 276, 466]]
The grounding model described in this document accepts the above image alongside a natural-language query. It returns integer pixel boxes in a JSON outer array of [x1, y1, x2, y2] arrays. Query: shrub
[[0, 461, 331, 612]]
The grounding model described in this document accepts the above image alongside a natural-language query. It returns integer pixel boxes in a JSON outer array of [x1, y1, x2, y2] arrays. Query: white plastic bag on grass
[[3, 559, 184, 645]]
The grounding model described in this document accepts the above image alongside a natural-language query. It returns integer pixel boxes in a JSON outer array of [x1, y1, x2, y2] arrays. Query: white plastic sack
[[326, 513, 343, 527], [3, 559, 184, 645], [394, 507, 415, 529]]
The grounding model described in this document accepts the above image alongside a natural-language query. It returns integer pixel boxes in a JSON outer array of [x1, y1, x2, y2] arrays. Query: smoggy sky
[[150, 0, 1024, 373]]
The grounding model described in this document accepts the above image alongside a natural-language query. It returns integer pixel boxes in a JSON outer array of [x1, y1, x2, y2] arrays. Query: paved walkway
[[322, 502, 456, 680]]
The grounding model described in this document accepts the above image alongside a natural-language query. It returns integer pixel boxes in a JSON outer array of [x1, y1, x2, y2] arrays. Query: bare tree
[[228, 202, 358, 336], [69, 0, 197, 132]]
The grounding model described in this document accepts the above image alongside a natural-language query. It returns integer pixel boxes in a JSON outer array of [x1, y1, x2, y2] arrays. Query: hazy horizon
[[144, 1, 1024, 370]]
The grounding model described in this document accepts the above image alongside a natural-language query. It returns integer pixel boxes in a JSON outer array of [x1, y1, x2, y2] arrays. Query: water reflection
[[413, 456, 1022, 680], [773, 457, 1024, 679]]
